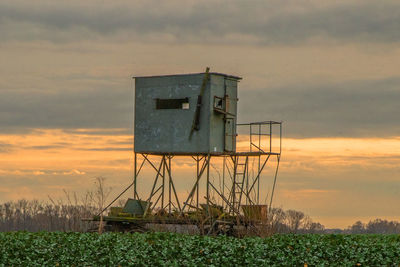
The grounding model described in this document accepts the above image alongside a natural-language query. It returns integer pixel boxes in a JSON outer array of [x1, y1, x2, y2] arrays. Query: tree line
[[344, 219, 400, 234], [0, 197, 97, 232], [0, 199, 322, 233], [1, 198, 398, 234], [268, 208, 400, 234]]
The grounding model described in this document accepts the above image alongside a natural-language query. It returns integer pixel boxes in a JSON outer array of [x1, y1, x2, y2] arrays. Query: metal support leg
[[206, 154, 211, 217], [161, 155, 165, 210], [134, 153, 137, 199], [269, 155, 281, 212], [196, 156, 199, 209], [168, 157, 172, 213]]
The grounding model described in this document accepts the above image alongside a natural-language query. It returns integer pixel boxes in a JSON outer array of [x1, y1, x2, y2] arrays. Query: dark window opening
[[215, 98, 223, 109], [156, 98, 189, 109], [213, 96, 224, 110]]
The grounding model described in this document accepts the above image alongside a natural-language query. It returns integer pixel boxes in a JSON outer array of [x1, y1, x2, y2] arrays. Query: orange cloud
[[1, 129, 399, 228]]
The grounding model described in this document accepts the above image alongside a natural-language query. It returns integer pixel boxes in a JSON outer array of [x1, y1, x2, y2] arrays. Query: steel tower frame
[[132, 121, 282, 218]]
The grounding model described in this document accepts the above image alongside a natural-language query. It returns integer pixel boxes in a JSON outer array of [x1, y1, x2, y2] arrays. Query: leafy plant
[[1, 232, 400, 266]]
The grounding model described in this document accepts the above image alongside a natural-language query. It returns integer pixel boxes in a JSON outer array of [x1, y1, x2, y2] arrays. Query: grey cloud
[[0, 0, 399, 44], [0, 128, 34, 135], [238, 76, 400, 138], [62, 129, 132, 136], [1, 73, 399, 138], [22, 141, 131, 151], [0, 84, 134, 132], [108, 140, 133, 146], [80, 147, 131, 152], [0, 142, 14, 153], [26, 145, 65, 150]]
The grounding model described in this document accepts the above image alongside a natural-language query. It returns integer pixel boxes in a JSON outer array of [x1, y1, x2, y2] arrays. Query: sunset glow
[[1, 129, 399, 227], [1, 0, 400, 229]]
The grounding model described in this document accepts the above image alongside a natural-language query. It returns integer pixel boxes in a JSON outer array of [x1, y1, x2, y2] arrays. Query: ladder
[[231, 156, 248, 214]]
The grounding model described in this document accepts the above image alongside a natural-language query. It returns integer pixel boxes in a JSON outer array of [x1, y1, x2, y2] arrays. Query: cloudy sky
[[1, 0, 399, 228]]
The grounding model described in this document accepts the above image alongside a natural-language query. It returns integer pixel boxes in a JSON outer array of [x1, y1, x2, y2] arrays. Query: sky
[[0, 0, 400, 228]]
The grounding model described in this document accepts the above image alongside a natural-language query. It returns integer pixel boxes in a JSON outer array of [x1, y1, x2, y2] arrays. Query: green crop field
[[1, 232, 400, 266]]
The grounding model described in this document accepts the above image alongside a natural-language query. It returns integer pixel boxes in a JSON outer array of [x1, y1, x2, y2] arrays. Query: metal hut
[[134, 70, 240, 154]]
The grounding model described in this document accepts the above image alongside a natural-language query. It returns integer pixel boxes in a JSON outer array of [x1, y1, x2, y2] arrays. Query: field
[[1, 232, 400, 266]]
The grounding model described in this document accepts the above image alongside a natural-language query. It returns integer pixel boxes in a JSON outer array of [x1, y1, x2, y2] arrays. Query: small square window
[[182, 102, 190, 109]]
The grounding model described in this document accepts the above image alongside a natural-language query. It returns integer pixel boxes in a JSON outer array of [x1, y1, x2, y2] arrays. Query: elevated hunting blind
[[91, 68, 282, 236], [134, 69, 241, 154]]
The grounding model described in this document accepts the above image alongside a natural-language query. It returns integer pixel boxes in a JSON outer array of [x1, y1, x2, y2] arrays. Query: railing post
[[270, 122, 272, 153]]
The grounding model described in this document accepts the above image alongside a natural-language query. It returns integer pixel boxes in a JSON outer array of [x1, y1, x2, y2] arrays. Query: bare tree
[[286, 210, 305, 233], [365, 219, 400, 234], [268, 207, 288, 233], [92, 177, 112, 234], [301, 216, 325, 233], [348, 221, 365, 234]]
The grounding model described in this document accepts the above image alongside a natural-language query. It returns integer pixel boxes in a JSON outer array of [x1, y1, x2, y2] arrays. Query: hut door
[[225, 118, 235, 152], [224, 78, 237, 152]]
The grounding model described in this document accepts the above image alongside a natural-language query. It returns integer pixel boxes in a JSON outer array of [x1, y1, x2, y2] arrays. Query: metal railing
[[236, 121, 282, 155]]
